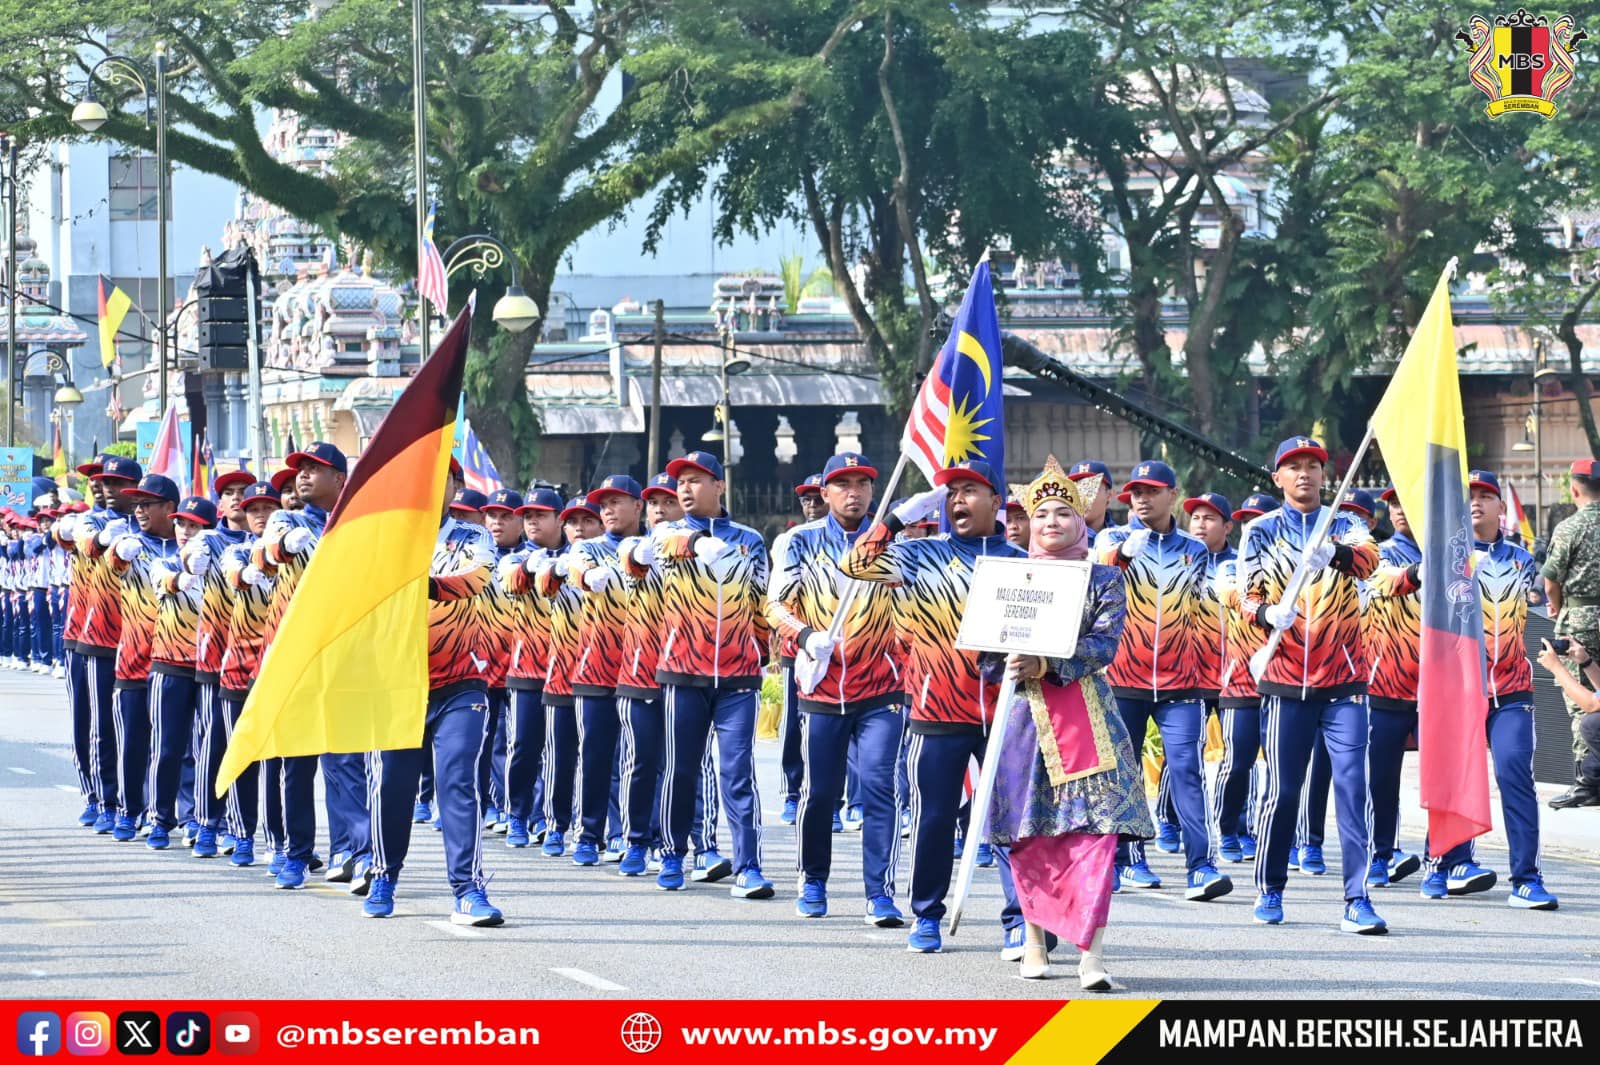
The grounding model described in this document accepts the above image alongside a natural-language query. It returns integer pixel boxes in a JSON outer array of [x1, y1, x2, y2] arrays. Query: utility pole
[[3, 134, 16, 447], [648, 299, 664, 475], [411, 0, 431, 359]]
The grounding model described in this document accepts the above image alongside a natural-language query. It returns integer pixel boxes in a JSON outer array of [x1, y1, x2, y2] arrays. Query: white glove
[[497, 556, 520, 581], [892, 485, 948, 525], [585, 566, 615, 593], [113, 536, 143, 562], [241, 564, 270, 590], [1306, 541, 1336, 571], [525, 553, 549, 575], [98, 518, 131, 546], [1118, 527, 1152, 561], [177, 573, 198, 592], [553, 554, 571, 578], [802, 629, 836, 664], [183, 543, 214, 576], [631, 536, 658, 568], [694, 536, 732, 566], [1264, 601, 1299, 632], [282, 527, 314, 555]]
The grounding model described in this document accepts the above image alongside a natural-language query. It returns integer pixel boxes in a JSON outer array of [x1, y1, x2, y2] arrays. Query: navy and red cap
[[482, 488, 524, 513], [448, 456, 463, 479], [516, 488, 564, 514], [212, 468, 256, 494], [269, 467, 297, 492], [1182, 492, 1233, 519], [1121, 460, 1177, 494], [1469, 469, 1501, 497], [586, 474, 642, 506], [75, 455, 106, 477], [1338, 488, 1376, 516], [450, 488, 489, 514], [173, 496, 219, 527], [1067, 460, 1114, 487], [823, 452, 878, 483], [286, 441, 348, 475], [559, 496, 600, 523], [1273, 435, 1329, 468], [91, 456, 143, 483], [666, 450, 725, 481], [240, 482, 282, 509], [1378, 484, 1399, 503], [933, 459, 1000, 493], [794, 473, 825, 496], [124, 473, 181, 505], [1571, 458, 1599, 479], [1232, 492, 1280, 521], [642, 473, 678, 501]]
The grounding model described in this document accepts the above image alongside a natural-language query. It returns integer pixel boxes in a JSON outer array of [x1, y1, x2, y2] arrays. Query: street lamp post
[[2, 133, 17, 447], [1514, 339, 1561, 536], [438, 234, 540, 332], [51, 383, 83, 470], [73, 45, 171, 414], [703, 316, 750, 501]]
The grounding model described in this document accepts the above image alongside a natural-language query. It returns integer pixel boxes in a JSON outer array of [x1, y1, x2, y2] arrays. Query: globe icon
[[620, 1012, 663, 1054]]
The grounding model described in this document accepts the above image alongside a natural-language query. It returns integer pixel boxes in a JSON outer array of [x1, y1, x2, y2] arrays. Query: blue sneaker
[[1253, 891, 1284, 924], [1508, 881, 1559, 910], [1298, 844, 1326, 876], [324, 852, 357, 883], [845, 805, 864, 832], [219, 832, 238, 855], [1000, 924, 1026, 962], [1184, 866, 1233, 901], [1420, 871, 1448, 899], [1285, 845, 1300, 872], [483, 806, 500, 831], [531, 818, 548, 844], [901, 808, 912, 838], [506, 818, 530, 848], [1240, 835, 1258, 860], [1155, 822, 1182, 853], [452, 886, 504, 927], [363, 874, 396, 918], [230, 837, 256, 867], [832, 810, 844, 833], [907, 916, 942, 953], [349, 858, 373, 896], [412, 801, 432, 823], [184, 820, 201, 847], [781, 799, 798, 825], [647, 848, 663, 873], [193, 826, 218, 858], [78, 802, 99, 827], [147, 826, 171, 850], [619, 844, 648, 877], [866, 895, 904, 928], [1447, 862, 1497, 895], [1219, 835, 1244, 863], [656, 854, 685, 891], [603, 837, 626, 863], [572, 841, 601, 866], [112, 815, 137, 842], [1340, 898, 1388, 934], [1388, 851, 1421, 883], [431, 817, 442, 832], [691, 850, 733, 883], [275, 858, 308, 890], [730, 867, 775, 899], [540, 829, 565, 857], [1366, 859, 1390, 888], [267, 849, 286, 876], [795, 879, 828, 917], [953, 835, 965, 859], [976, 843, 996, 868], [93, 809, 114, 834], [1117, 862, 1161, 889]]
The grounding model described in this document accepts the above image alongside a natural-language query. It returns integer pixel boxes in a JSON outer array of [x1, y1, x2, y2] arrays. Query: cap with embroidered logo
[[586, 474, 643, 506], [516, 488, 565, 514], [286, 441, 348, 475], [240, 482, 282, 509], [1120, 460, 1177, 494], [559, 497, 601, 523], [1067, 460, 1113, 487], [213, 469, 256, 494], [666, 450, 725, 481], [1232, 493, 1280, 521], [933, 460, 1000, 493], [1273, 435, 1329, 468], [124, 473, 181, 505], [794, 473, 824, 497], [1182, 492, 1233, 519], [91, 456, 143, 483], [483, 488, 524, 513], [1469, 469, 1501, 497], [823, 452, 879, 484], [450, 489, 489, 514], [642, 474, 679, 501], [173, 496, 219, 527], [1338, 489, 1376, 517]]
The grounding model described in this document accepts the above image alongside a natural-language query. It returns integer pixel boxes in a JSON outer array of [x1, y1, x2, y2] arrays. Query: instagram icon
[[65, 1012, 111, 1056]]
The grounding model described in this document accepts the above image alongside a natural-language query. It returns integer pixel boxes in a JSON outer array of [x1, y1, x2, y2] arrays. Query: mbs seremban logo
[[1457, 9, 1586, 119]]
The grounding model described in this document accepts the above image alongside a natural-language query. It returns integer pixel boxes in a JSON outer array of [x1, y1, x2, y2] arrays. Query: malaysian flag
[[459, 418, 505, 494], [900, 257, 1006, 493], [417, 201, 449, 314]]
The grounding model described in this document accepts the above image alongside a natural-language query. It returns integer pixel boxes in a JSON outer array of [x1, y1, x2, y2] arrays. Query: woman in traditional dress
[[986, 457, 1153, 988]]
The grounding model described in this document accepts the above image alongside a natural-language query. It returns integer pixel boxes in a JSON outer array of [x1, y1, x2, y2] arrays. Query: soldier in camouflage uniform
[[1541, 458, 1600, 809]]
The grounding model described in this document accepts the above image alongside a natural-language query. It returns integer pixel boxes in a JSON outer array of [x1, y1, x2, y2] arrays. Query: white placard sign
[[954, 556, 1092, 659]]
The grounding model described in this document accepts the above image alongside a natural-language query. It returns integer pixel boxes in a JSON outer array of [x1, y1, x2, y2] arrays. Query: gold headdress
[[1022, 455, 1096, 516]]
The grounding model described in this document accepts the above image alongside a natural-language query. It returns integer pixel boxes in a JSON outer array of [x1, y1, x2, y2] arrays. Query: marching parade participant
[[840, 459, 1029, 954], [499, 488, 565, 848], [568, 474, 647, 865], [636, 450, 772, 898], [143, 495, 215, 850], [986, 458, 1151, 988], [1416, 470, 1556, 908], [1094, 461, 1230, 902], [48, 506, 70, 678], [530, 495, 602, 857], [25, 504, 54, 674], [1173, 490, 1235, 856], [478, 488, 528, 837], [767, 452, 905, 925], [1241, 436, 1386, 933], [774, 471, 825, 826], [796, 473, 827, 524], [105, 474, 181, 843], [51, 483, 100, 826], [1068, 461, 1118, 536], [364, 460, 504, 926], [1003, 493, 1030, 550]]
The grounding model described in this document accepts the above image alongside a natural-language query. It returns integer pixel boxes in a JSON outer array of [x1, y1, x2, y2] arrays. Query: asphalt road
[[2, 669, 1597, 1000]]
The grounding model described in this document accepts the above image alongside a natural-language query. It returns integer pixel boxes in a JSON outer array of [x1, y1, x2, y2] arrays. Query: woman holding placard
[[984, 457, 1153, 989]]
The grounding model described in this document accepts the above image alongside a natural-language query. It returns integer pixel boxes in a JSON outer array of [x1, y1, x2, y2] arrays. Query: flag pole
[[948, 672, 1018, 935], [1249, 425, 1377, 682]]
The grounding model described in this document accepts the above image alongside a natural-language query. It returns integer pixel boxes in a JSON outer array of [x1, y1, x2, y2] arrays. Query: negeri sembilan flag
[[1370, 264, 1491, 853], [216, 300, 474, 794]]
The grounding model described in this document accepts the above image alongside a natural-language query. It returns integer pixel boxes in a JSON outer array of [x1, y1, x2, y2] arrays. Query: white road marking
[[551, 967, 627, 991], [9, 766, 36, 775], [1566, 978, 1600, 988], [55, 784, 79, 792], [428, 920, 485, 938]]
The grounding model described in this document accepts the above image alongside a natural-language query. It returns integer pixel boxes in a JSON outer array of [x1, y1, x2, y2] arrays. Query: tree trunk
[[466, 272, 550, 487], [1558, 274, 1600, 458]]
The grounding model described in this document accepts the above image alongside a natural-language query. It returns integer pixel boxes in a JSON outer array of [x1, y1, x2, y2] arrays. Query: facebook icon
[[16, 1012, 61, 1057]]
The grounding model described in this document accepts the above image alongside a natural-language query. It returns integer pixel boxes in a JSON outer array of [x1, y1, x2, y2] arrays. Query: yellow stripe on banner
[[1008, 1001, 1159, 1064]]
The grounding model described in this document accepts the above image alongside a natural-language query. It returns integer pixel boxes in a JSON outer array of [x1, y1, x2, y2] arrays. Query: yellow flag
[[97, 276, 133, 370]]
